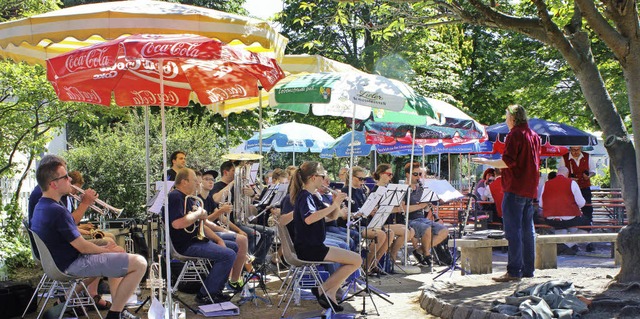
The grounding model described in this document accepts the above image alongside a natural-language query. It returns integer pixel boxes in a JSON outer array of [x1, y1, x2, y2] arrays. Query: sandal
[[92, 294, 112, 311]]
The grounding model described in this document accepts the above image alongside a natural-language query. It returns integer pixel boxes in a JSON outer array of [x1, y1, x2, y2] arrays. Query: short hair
[[68, 171, 84, 186], [170, 151, 186, 164], [482, 168, 496, 181], [404, 162, 420, 174], [557, 167, 569, 177], [175, 168, 192, 185], [36, 155, 67, 191], [506, 104, 528, 126], [373, 164, 392, 180], [220, 160, 235, 174]]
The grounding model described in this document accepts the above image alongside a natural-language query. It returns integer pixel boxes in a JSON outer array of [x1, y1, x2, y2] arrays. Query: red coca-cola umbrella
[[45, 33, 285, 305]]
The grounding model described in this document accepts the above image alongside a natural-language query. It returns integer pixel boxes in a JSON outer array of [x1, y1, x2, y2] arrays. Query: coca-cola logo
[[131, 90, 180, 105], [99, 60, 180, 79], [140, 42, 202, 58], [63, 86, 102, 104], [64, 48, 113, 72], [206, 85, 248, 102]]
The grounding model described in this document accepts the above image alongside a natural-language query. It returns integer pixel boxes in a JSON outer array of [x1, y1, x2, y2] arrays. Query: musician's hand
[[369, 207, 378, 217], [333, 192, 348, 206], [81, 188, 98, 205], [219, 203, 232, 214], [105, 241, 125, 253], [78, 223, 94, 231], [242, 186, 255, 197], [270, 208, 281, 218]]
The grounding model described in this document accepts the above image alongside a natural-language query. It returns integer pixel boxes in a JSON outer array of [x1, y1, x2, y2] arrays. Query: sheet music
[[257, 183, 279, 206], [378, 184, 409, 207], [356, 188, 385, 218], [422, 179, 464, 203], [149, 181, 174, 214], [367, 210, 392, 229], [249, 163, 260, 184], [270, 183, 289, 208]]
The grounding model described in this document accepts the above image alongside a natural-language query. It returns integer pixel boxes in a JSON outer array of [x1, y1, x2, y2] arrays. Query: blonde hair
[[507, 104, 528, 126]]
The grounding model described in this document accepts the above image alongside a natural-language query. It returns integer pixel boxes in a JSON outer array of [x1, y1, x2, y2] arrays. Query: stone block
[[431, 301, 444, 317], [488, 312, 510, 319], [441, 303, 457, 318], [452, 306, 472, 319], [468, 309, 488, 319]]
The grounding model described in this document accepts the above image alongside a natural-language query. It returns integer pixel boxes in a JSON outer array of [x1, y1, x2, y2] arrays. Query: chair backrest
[[167, 235, 200, 262], [29, 230, 75, 282], [276, 222, 305, 267], [22, 219, 40, 263]]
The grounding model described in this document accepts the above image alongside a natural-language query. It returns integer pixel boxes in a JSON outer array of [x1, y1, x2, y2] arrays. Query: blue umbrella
[[320, 131, 375, 158], [377, 141, 492, 156], [486, 118, 597, 146], [244, 122, 335, 165]]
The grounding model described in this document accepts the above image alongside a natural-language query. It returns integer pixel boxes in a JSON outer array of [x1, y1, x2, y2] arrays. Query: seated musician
[[28, 167, 116, 311], [199, 169, 249, 291], [540, 166, 587, 255], [291, 161, 361, 311], [31, 155, 147, 319], [483, 168, 504, 224], [342, 166, 390, 274], [254, 168, 287, 226], [403, 162, 448, 267], [168, 168, 237, 304], [166, 150, 186, 181], [372, 164, 415, 264], [211, 160, 274, 266]]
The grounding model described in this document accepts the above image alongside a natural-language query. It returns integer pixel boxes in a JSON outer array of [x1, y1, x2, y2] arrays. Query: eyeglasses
[[412, 172, 423, 177], [354, 176, 366, 181], [202, 177, 215, 182], [51, 173, 70, 183], [382, 172, 393, 177], [315, 174, 326, 179]]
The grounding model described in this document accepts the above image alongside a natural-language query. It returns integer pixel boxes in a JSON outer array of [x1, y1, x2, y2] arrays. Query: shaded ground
[[13, 242, 631, 318]]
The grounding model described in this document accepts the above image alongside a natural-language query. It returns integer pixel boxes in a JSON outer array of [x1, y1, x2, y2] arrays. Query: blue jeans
[[182, 241, 236, 296], [326, 225, 359, 251], [502, 192, 536, 277]]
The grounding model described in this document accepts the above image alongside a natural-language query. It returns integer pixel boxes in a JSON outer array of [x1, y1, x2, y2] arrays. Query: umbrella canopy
[[486, 118, 597, 146], [320, 130, 374, 158], [46, 34, 285, 107], [0, 0, 288, 66], [269, 72, 433, 118], [245, 122, 335, 153]]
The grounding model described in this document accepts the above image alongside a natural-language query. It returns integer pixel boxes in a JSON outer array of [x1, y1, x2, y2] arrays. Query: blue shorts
[[65, 253, 129, 278], [409, 218, 447, 239]]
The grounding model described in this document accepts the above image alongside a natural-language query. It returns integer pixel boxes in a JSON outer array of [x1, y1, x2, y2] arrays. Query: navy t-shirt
[[293, 190, 326, 248], [212, 181, 236, 223], [167, 189, 208, 254], [28, 185, 43, 223], [280, 194, 296, 242], [31, 197, 81, 271], [166, 168, 177, 181], [407, 186, 425, 220], [199, 192, 218, 215]]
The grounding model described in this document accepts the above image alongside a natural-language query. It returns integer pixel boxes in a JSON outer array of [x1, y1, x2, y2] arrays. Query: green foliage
[[592, 166, 611, 188], [0, 0, 60, 21], [0, 227, 34, 275]]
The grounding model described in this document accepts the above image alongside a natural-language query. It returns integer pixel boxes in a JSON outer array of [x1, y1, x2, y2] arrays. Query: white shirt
[[557, 152, 595, 175]]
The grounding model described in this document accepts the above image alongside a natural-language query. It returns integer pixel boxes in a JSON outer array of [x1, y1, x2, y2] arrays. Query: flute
[[323, 186, 355, 204]]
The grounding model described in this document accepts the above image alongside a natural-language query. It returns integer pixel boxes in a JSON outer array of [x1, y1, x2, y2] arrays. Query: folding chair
[[168, 237, 213, 302], [275, 222, 335, 317], [29, 230, 101, 319]]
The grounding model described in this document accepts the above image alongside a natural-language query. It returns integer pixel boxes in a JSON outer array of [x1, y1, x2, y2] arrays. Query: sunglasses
[[315, 174, 326, 179], [412, 172, 422, 177], [354, 176, 366, 181], [51, 173, 70, 182], [382, 172, 393, 177]]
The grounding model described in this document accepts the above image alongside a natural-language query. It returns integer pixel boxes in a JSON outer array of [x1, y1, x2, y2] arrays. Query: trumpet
[[70, 185, 124, 218], [183, 195, 206, 241]]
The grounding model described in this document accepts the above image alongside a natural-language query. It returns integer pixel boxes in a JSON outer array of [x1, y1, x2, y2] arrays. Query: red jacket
[[541, 175, 581, 217], [562, 152, 591, 189], [490, 177, 504, 218], [502, 123, 541, 199]]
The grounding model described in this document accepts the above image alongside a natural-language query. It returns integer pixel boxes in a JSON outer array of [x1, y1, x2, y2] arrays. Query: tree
[[349, 0, 639, 281]]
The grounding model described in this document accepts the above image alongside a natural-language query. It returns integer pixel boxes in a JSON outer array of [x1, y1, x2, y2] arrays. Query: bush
[[592, 167, 611, 188], [0, 228, 34, 277]]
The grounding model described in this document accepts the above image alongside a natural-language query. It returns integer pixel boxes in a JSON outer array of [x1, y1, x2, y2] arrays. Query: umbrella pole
[[225, 117, 230, 151], [438, 153, 441, 179], [159, 59, 173, 317], [346, 113, 357, 248], [403, 126, 417, 266], [144, 106, 152, 261], [259, 89, 263, 179]]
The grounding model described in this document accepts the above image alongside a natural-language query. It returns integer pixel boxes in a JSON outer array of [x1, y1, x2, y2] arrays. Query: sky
[[243, 0, 284, 20]]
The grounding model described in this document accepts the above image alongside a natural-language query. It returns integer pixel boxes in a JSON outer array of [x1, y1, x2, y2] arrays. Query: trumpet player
[[168, 168, 236, 305], [30, 155, 147, 319]]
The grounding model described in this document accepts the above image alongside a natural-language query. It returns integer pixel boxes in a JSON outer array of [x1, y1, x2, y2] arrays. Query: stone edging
[[419, 287, 517, 319]]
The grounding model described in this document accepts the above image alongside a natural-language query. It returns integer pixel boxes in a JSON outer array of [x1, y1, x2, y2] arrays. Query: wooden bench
[[449, 233, 620, 275]]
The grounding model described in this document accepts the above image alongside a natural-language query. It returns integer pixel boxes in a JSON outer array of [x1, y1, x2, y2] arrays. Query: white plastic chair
[[168, 236, 213, 302]]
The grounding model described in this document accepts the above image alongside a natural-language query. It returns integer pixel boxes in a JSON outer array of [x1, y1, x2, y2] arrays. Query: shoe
[[420, 255, 433, 267], [557, 244, 576, 255], [412, 250, 425, 264], [586, 243, 595, 252], [120, 309, 140, 319], [92, 294, 112, 311], [492, 273, 521, 282], [195, 293, 232, 305], [228, 279, 243, 292]]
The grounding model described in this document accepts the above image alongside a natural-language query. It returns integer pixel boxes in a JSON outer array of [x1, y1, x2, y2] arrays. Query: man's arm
[[70, 235, 124, 254], [471, 158, 508, 168], [212, 181, 234, 203], [571, 181, 586, 208], [71, 189, 98, 224]]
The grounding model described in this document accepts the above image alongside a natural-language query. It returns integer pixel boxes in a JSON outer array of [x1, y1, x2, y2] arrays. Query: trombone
[[70, 185, 124, 218]]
